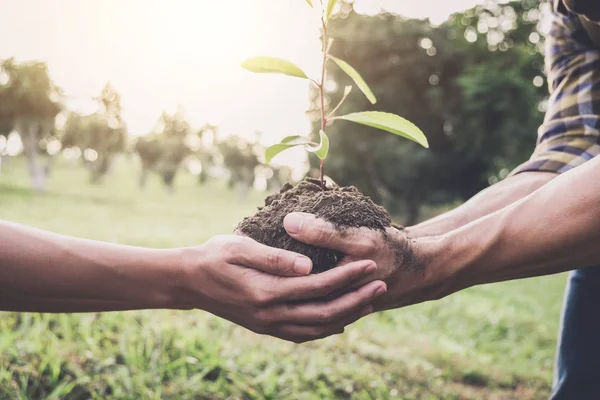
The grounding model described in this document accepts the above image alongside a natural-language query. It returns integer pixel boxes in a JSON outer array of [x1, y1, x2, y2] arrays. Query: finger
[[284, 212, 375, 255], [276, 259, 377, 301], [268, 280, 387, 324], [274, 305, 374, 344], [230, 236, 313, 277]]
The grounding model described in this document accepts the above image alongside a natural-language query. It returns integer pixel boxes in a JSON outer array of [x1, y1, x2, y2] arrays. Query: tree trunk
[[19, 121, 46, 192], [139, 167, 149, 189]]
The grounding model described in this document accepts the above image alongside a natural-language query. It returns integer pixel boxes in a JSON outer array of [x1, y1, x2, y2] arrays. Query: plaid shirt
[[511, 4, 600, 175]]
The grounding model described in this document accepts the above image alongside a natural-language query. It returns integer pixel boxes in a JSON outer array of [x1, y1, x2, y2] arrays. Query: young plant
[[241, 0, 428, 188]]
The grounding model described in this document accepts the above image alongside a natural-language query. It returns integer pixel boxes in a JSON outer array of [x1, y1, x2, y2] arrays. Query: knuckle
[[254, 309, 275, 324], [317, 310, 334, 324], [267, 250, 283, 272], [354, 233, 379, 255], [311, 280, 332, 296], [362, 235, 379, 252], [307, 326, 326, 338], [314, 223, 333, 244], [250, 289, 273, 306], [222, 237, 243, 258]]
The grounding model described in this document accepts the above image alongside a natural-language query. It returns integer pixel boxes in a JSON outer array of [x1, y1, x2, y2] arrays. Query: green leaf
[[265, 136, 312, 162], [305, 130, 329, 160], [329, 55, 376, 104], [338, 111, 429, 148], [326, 0, 338, 19], [281, 135, 311, 144], [241, 57, 308, 79], [265, 143, 304, 163], [305, 0, 314, 7]]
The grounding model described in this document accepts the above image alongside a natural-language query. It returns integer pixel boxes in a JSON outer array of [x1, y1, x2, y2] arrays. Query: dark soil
[[236, 178, 393, 273]]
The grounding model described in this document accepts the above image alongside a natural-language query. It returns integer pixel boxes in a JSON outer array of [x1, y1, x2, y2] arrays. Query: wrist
[[415, 235, 464, 297], [168, 245, 209, 311]]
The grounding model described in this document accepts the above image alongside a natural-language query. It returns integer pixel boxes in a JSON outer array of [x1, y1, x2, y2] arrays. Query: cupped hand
[[175, 234, 387, 343], [283, 213, 453, 311]]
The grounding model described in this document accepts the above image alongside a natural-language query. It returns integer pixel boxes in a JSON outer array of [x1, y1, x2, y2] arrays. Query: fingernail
[[294, 257, 312, 275], [284, 213, 304, 234], [364, 262, 377, 274], [360, 306, 373, 318], [374, 284, 387, 297]]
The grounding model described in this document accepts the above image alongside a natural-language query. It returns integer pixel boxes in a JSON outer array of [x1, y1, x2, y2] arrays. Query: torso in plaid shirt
[[512, 1, 600, 175]]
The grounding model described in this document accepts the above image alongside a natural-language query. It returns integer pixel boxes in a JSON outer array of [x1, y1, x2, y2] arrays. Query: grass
[[0, 156, 566, 399]]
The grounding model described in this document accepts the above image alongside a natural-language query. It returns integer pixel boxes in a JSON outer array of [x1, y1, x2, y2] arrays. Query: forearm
[[407, 172, 556, 238], [430, 156, 600, 290], [0, 221, 181, 312]]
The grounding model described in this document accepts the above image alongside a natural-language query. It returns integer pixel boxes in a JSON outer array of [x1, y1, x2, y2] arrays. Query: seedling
[[241, 0, 428, 188]]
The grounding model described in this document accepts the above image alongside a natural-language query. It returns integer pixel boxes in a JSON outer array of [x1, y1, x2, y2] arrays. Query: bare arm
[[435, 154, 600, 288], [0, 221, 387, 343], [0, 220, 178, 311], [406, 171, 556, 238]]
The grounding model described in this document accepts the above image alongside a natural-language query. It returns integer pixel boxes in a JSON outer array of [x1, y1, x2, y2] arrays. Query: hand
[[283, 213, 454, 311], [175, 234, 387, 343]]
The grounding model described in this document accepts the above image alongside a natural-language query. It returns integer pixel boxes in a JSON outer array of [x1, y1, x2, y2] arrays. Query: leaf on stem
[[337, 111, 428, 148], [326, 0, 338, 19], [328, 55, 376, 104], [265, 136, 311, 163], [305, 130, 329, 160], [241, 57, 308, 79]]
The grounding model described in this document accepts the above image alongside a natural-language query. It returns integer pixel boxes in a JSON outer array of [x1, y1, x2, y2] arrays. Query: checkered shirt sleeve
[[511, 7, 600, 175]]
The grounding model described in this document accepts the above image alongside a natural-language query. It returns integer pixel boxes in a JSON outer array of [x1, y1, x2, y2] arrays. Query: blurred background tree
[[0, 58, 61, 191], [61, 83, 127, 183], [134, 108, 191, 193], [195, 123, 220, 185], [218, 134, 262, 200]]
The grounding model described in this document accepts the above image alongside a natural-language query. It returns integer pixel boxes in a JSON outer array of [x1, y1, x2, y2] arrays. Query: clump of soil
[[236, 178, 393, 273]]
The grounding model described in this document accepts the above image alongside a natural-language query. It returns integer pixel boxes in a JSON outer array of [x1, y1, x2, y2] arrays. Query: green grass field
[[0, 157, 566, 399]]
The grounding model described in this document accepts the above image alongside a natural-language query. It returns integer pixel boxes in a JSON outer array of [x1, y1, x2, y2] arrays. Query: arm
[[406, 171, 556, 238], [437, 154, 600, 287], [0, 220, 387, 343]]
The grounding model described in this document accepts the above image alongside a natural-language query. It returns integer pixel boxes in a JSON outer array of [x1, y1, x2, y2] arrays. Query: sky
[[0, 0, 481, 165]]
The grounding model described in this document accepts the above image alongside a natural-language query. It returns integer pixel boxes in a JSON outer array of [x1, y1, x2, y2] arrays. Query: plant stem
[[318, 16, 328, 188], [326, 86, 350, 120]]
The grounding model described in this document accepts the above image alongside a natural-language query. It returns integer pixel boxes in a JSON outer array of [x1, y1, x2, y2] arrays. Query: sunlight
[[0, 0, 489, 172]]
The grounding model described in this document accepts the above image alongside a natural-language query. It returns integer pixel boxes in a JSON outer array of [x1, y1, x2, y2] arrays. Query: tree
[[134, 109, 191, 193], [312, 0, 546, 224], [218, 135, 261, 199], [61, 83, 127, 183], [0, 58, 61, 191], [196, 123, 219, 185]]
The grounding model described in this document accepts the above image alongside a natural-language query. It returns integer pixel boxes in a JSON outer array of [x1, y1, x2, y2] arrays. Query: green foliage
[[338, 111, 428, 148], [305, 0, 313, 7], [241, 57, 308, 79], [328, 55, 377, 104]]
